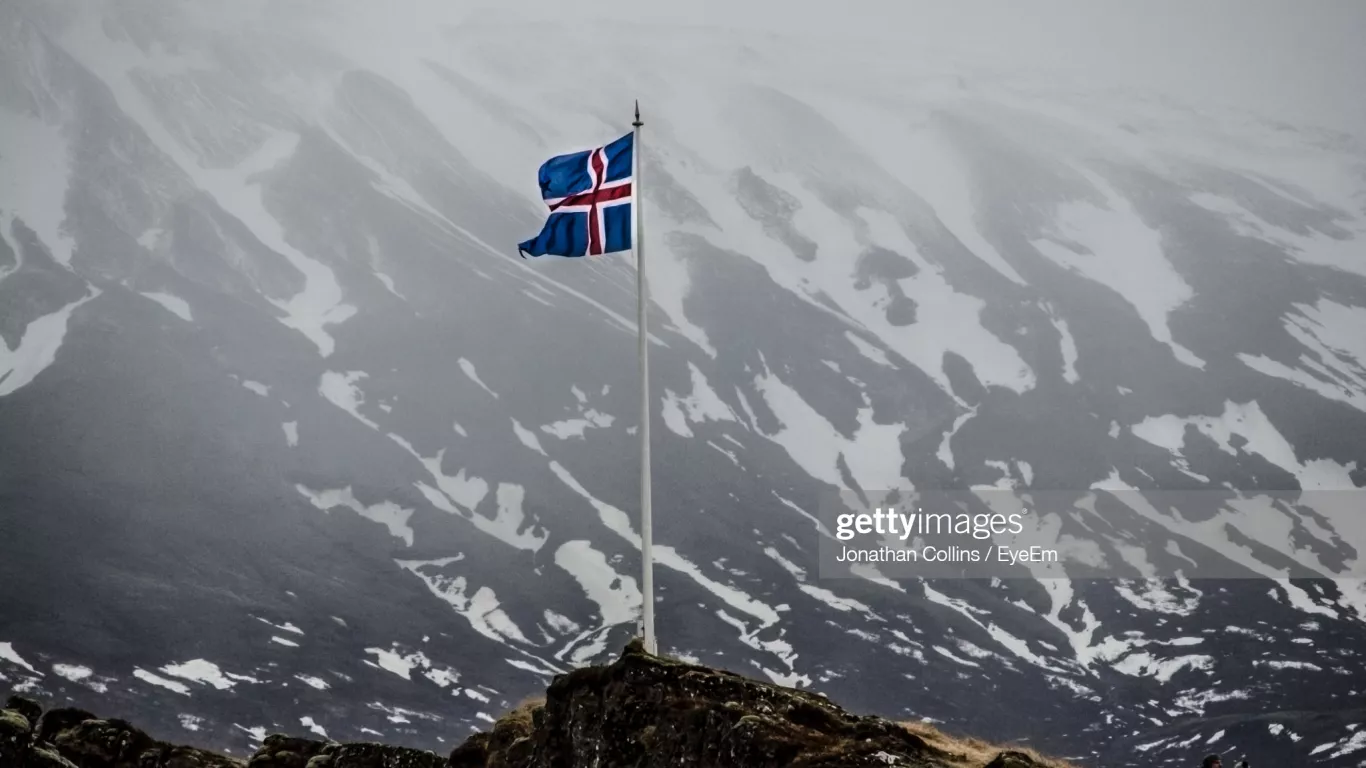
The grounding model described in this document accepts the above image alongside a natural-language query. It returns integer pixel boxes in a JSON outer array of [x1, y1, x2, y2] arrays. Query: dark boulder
[[6, 695, 44, 727], [51, 718, 160, 767], [34, 707, 100, 745], [246, 734, 331, 768], [985, 750, 1050, 768], [2, 702, 36, 766]]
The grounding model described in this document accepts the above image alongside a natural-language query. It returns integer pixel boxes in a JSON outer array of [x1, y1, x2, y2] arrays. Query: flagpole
[[632, 101, 656, 655]]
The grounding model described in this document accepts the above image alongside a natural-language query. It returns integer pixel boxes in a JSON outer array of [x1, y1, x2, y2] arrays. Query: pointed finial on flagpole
[[633, 100, 642, 127]]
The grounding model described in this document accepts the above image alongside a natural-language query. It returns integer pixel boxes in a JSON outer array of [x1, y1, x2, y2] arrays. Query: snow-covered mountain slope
[[2, 1, 1364, 765]]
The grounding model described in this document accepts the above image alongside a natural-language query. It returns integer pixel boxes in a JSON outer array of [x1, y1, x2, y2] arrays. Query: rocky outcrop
[[2, 695, 241, 768], [3, 695, 78, 768], [452, 638, 949, 767], [249, 736, 448, 768], [0, 696, 464, 768], [4, 642, 1055, 767]]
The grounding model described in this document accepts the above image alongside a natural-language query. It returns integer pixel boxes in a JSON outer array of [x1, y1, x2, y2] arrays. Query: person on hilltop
[[1202, 755, 1222, 768]]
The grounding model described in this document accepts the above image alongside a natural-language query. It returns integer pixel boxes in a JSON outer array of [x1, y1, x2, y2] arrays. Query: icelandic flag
[[518, 132, 633, 258]]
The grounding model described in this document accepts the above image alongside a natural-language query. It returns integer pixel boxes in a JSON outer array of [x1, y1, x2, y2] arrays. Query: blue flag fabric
[[518, 132, 634, 258]]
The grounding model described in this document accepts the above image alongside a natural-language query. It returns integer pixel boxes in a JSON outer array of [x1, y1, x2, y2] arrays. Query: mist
[[290, 0, 1366, 138]]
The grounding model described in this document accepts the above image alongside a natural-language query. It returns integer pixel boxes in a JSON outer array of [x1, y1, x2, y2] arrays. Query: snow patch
[[141, 292, 194, 322], [923, 584, 1064, 673], [134, 668, 191, 695], [160, 659, 239, 690], [1190, 192, 1366, 279], [542, 407, 615, 440], [234, 725, 268, 744], [1254, 659, 1322, 671], [52, 664, 93, 685], [396, 559, 534, 648], [554, 540, 640, 628], [1044, 304, 1081, 383], [459, 358, 499, 398], [0, 113, 75, 265], [1032, 168, 1203, 369], [0, 642, 39, 675], [549, 460, 786, 653], [932, 645, 980, 668], [300, 716, 328, 739], [937, 409, 975, 471], [1326, 730, 1366, 759], [844, 332, 894, 368], [182, 132, 356, 355], [403, 435, 542, 551], [751, 362, 905, 489], [319, 371, 379, 429], [296, 674, 330, 690], [858, 207, 1036, 394], [1238, 299, 1366, 414], [1111, 651, 1213, 683], [375, 271, 405, 299], [0, 287, 100, 398], [554, 540, 642, 662], [819, 99, 1028, 286], [512, 419, 548, 456], [1131, 396, 1355, 486], [256, 617, 304, 635], [297, 484, 415, 546]]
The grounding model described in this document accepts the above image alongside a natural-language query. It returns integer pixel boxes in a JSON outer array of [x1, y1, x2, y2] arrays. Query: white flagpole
[[632, 100, 656, 655]]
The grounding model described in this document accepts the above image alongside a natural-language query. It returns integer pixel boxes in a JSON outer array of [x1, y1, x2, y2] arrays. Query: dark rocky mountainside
[[2, 641, 1059, 768], [4, 3, 1366, 767]]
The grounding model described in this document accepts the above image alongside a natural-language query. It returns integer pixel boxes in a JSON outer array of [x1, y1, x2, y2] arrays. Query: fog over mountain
[[2, 1, 1365, 766]]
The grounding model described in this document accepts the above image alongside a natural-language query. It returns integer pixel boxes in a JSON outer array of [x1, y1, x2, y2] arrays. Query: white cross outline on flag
[[544, 147, 633, 255]]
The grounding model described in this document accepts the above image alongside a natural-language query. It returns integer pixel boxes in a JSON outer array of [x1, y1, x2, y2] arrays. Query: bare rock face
[[453, 639, 952, 768], [446, 700, 537, 768]]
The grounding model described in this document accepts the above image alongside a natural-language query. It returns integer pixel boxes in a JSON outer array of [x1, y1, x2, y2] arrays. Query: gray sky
[[203, 0, 1366, 140], [429, 0, 1366, 138]]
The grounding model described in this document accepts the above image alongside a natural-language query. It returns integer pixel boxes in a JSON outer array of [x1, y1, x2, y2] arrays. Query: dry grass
[[486, 694, 1073, 768], [497, 696, 546, 730], [900, 720, 1077, 768]]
